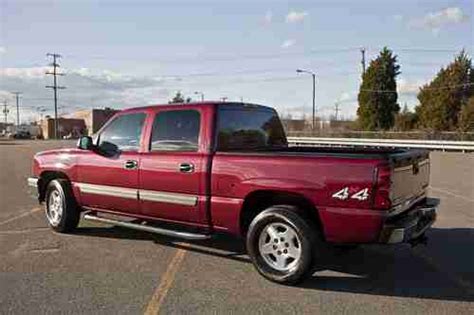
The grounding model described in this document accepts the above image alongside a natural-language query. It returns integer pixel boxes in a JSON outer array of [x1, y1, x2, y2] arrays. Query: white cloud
[[0, 47, 6, 54], [409, 7, 469, 33], [397, 78, 426, 95], [393, 14, 403, 22], [281, 39, 296, 48], [263, 10, 273, 24], [338, 92, 353, 102], [286, 10, 308, 23], [0, 66, 50, 78]]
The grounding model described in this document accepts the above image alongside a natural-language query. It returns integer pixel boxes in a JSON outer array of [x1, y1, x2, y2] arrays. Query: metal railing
[[287, 137, 474, 152]]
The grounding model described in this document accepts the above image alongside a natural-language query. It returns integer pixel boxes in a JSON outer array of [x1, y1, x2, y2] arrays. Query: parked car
[[10, 130, 32, 139], [27, 102, 438, 284]]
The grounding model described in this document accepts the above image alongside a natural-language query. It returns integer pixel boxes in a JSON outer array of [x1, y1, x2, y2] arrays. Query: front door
[[76, 111, 147, 214], [139, 108, 208, 224]]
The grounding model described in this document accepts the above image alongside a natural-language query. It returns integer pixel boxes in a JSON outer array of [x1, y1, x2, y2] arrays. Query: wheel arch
[[239, 190, 323, 239], [38, 170, 71, 202]]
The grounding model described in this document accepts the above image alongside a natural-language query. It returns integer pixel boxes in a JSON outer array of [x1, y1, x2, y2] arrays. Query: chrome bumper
[[379, 198, 439, 244], [27, 177, 39, 198]]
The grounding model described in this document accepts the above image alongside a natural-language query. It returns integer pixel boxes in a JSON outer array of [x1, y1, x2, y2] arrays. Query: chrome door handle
[[124, 160, 138, 170], [179, 163, 194, 173]]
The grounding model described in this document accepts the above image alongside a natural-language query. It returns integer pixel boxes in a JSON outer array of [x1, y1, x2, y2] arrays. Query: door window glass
[[98, 112, 146, 151], [150, 110, 200, 151]]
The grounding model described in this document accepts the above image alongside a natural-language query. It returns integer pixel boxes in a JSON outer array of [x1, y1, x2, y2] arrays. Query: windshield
[[217, 105, 287, 151]]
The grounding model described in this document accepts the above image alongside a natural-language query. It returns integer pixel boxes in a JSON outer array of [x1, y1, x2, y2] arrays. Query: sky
[[0, 0, 473, 123]]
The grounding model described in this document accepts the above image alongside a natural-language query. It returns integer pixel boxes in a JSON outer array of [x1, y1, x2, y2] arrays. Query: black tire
[[332, 244, 359, 252], [44, 179, 80, 233], [246, 205, 320, 285]]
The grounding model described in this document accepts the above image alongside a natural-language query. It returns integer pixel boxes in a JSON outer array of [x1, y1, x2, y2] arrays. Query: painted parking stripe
[[144, 248, 187, 315], [0, 207, 42, 227]]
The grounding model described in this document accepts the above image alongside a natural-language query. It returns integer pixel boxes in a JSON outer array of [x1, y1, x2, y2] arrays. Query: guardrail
[[287, 137, 474, 152]]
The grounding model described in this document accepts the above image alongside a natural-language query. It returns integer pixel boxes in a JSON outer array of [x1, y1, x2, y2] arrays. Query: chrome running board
[[83, 213, 211, 241]]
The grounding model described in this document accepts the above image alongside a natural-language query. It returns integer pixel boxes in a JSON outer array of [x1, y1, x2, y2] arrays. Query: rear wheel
[[45, 179, 80, 233], [246, 205, 320, 285]]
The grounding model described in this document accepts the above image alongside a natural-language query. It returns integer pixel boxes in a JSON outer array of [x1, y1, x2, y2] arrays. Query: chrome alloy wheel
[[258, 222, 302, 271], [46, 189, 63, 226]]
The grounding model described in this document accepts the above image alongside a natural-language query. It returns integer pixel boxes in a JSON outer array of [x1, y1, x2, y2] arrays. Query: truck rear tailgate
[[390, 150, 430, 211]]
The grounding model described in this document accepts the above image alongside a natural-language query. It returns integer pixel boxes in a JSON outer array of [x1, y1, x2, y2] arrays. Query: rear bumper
[[378, 197, 439, 244]]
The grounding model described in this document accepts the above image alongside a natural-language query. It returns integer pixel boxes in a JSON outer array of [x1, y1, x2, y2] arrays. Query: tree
[[459, 96, 474, 131], [357, 47, 400, 130], [395, 105, 418, 131], [169, 91, 192, 104], [416, 51, 474, 131]]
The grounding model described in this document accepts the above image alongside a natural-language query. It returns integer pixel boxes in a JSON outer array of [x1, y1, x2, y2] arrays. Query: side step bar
[[83, 213, 211, 241]]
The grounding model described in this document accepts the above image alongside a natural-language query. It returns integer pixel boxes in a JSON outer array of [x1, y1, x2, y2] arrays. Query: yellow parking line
[[0, 207, 42, 227], [144, 248, 187, 315]]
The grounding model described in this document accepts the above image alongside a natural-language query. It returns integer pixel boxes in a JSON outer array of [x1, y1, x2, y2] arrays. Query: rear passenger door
[[139, 109, 207, 225]]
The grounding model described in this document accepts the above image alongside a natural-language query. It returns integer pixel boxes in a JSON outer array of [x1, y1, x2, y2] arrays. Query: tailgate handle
[[179, 163, 194, 173]]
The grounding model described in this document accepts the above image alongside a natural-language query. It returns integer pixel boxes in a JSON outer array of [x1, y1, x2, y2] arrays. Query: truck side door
[[76, 111, 147, 214], [138, 108, 210, 225]]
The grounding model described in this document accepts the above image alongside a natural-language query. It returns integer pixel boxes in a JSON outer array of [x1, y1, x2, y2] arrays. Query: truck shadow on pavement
[[74, 226, 473, 302]]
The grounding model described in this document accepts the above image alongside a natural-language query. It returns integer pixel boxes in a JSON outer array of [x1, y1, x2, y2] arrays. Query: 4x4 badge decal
[[332, 187, 370, 201], [332, 187, 349, 200]]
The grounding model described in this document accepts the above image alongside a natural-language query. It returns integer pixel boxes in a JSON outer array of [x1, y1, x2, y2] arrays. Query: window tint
[[150, 110, 200, 151], [217, 106, 287, 151], [98, 112, 146, 151]]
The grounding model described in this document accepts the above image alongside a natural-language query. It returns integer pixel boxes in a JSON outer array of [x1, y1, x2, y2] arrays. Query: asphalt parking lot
[[1, 139, 473, 314]]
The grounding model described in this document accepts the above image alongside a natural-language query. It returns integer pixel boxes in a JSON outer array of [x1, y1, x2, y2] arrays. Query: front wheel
[[246, 205, 319, 285], [45, 179, 80, 233]]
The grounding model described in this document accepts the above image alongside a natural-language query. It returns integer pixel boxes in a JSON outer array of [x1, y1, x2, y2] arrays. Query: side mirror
[[77, 136, 93, 150]]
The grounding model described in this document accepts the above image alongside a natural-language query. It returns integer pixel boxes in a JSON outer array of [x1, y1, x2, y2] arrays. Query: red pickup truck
[[28, 102, 438, 284]]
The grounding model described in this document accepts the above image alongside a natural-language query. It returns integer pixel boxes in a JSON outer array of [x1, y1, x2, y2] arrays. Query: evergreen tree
[[357, 47, 401, 130], [459, 96, 474, 131], [395, 105, 418, 131], [169, 91, 192, 104], [416, 51, 474, 130]]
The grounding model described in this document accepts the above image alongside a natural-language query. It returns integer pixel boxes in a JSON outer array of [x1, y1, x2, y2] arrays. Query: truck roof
[[120, 101, 274, 113]]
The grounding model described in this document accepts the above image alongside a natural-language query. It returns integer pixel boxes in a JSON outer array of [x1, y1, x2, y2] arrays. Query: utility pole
[[45, 53, 66, 139], [360, 47, 366, 76], [2, 100, 8, 132], [11, 92, 22, 127], [334, 102, 340, 121]]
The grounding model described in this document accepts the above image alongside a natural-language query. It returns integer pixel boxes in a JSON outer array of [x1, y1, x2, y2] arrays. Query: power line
[[360, 82, 474, 94], [45, 53, 66, 139]]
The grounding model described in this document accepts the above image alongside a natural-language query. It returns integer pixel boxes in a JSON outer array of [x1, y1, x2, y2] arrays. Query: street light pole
[[194, 91, 204, 102], [296, 69, 316, 130]]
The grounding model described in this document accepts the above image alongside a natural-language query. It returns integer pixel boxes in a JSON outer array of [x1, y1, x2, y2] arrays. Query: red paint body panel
[[31, 102, 403, 244]]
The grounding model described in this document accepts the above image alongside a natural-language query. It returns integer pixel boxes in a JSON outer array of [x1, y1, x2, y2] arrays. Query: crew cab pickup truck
[[28, 102, 438, 284]]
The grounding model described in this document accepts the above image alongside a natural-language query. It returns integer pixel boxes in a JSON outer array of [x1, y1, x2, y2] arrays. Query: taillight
[[373, 164, 392, 210]]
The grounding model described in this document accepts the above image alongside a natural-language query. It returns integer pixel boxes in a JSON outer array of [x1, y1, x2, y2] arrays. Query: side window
[[150, 110, 200, 152], [98, 112, 146, 151]]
